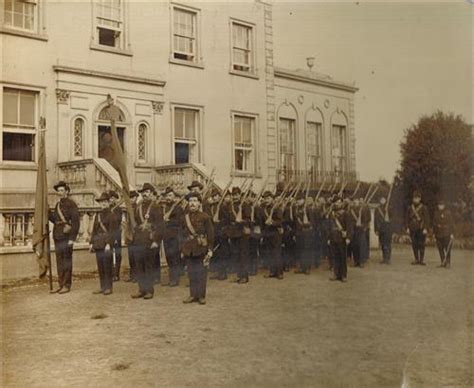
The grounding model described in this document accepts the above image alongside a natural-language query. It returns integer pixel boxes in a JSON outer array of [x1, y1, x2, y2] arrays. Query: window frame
[[169, 2, 203, 68], [331, 124, 348, 174], [306, 120, 323, 173], [278, 117, 297, 172], [1, 85, 41, 165], [71, 115, 86, 160], [136, 121, 149, 164], [229, 18, 258, 79], [1, 0, 48, 41], [90, 0, 132, 56], [231, 111, 258, 176], [170, 104, 203, 165]]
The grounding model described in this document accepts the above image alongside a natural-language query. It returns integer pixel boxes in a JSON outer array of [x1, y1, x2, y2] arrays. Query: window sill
[[0, 27, 48, 41], [229, 69, 259, 80], [134, 163, 154, 168], [0, 162, 38, 171], [169, 57, 205, 69], [232, 171, 261, 178], [90, 43, 133, 57]]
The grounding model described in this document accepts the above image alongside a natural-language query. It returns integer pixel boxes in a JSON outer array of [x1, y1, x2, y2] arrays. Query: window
[[95, 0, 123, 48], [137, 123, 147, 161], [73, 118, 84, 157], [231, 21, 254, 73], [332, 125, 347, 174], [233, 115, 255, 173], [174, 107, 199, 164], [2, 88, 37, 162], [3, 0, 36, 31], [279, 118, 296, 171], [172, 6, 199, 63], [307, 121, 322, 173]]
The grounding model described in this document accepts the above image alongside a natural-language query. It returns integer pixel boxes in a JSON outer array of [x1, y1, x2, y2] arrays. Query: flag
[[32, 130, 50, 278], [104, 104, 136, 231]]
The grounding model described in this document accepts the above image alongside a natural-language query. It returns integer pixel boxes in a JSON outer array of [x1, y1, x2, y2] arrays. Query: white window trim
[[71, 115, 87, 160], [0, 0, 48, 41], [169, 2, 203, 68], [136, 121, 150, 165], [229, 18, 258, 79], [278, 117, 298, 172], [170, 103, 204, 165], [1, 83, 44, 166], [330, 124, 349, 174], [231, 111, 259, 176], [305, 120, 323, 173], [90, 0, 132, 56]]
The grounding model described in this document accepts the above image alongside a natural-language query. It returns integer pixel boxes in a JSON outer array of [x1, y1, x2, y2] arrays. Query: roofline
[[274, 67, 359, 93]]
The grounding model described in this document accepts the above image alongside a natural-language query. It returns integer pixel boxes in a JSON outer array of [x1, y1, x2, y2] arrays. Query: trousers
[[54, 240, 73, 289]]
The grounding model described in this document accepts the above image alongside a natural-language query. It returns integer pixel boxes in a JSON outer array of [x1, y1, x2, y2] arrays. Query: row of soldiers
[[47, 179, 455, 302]]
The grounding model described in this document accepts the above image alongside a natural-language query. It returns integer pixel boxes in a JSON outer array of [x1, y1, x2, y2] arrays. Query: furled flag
[[32, 129, 50, 278]]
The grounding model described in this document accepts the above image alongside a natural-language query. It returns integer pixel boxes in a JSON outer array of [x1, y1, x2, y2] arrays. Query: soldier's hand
[[450, 234, 454, 240], [422, 229, 428, 235], [89, 245, 93, 253], [346, 239, 351, 245], [67, 240, 74, 246], [105, 244, 111, 251], [150, 242, 159, 249]]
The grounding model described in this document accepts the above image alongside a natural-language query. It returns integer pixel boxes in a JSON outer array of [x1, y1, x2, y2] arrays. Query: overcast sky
[[272, 1, 473, 182]]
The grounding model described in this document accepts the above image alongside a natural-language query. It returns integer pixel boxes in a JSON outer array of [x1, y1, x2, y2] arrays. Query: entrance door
[[98, 125, 125, 163]]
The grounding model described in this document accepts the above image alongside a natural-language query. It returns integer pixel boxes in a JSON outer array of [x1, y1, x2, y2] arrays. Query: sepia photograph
[[0, 0, 473, 387]]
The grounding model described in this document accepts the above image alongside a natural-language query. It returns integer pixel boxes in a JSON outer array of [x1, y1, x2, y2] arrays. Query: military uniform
[[374, 202, 393, 264], [282, 202, 296, 271], [433, 204, 454, 267], [108, 191, 123, 281], [90, 192, 117, 294], [311, 201, 325, 268], [261, 193, 284, 279], [182, 198, 215, 303], [328, 200, 353, 281], [161, 192, 185, 286], [249, 201, 264, 275], [132, 183, 164, 299], [405, 195, 430, 265], [48, 181, 80, 293], [205, 198, 230, 280], [352, 203, 371, 267], [294, 200, 313, 274], [125, 191, 139, 282]]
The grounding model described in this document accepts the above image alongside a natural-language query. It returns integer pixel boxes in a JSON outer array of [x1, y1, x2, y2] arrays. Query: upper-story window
[[4, 0, 37, 32], [96, 0, 123, 48], [2, 87, 38, 162], [231, 20, 256, 76], [173, 106, 201, 164], [332, 124, 347, 174], [307, 121, 322, 173], [172, 5, 200, 63]]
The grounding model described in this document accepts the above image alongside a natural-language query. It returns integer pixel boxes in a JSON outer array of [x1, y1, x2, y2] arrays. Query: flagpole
[[46, 223, 53, 292]]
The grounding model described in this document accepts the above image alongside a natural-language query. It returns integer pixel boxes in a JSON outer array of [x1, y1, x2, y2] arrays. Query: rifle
[[350, 181, 361, 199], [303, 176, 311, 225], [264, 179, 293, 224], [251, 177, 268, 223], [338, 180, 347, 197], [212, 177, 234, 223], [441, 237, 454, 267], [314, 177, 327, 202], [163, 196, 185, 222], [384, 183, 394, 221], [201, 167, 216, 199]]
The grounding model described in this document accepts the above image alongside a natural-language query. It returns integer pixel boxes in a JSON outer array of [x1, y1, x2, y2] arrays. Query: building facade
[[0, 0, 357, 250]]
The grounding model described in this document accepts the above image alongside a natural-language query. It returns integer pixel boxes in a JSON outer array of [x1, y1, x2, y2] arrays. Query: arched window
[[73, 118, 84, 157], [331, 111, 348, 174], [306, 108, 324, 174], [137, 123, 147, 161], [98, 106, 126, 122]]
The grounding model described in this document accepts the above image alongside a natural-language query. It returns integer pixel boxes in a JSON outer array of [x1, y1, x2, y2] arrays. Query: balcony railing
[[153, 163, 222, 193]]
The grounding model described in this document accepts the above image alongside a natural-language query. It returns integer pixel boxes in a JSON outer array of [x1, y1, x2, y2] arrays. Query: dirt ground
[[1, 245, 473, 388]]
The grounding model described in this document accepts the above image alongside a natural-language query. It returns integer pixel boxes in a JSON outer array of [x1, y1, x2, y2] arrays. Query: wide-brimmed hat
[[129, 190, 139, 198], [108, 190, 119, 199], [231, 187, 241, 195], [53, 180, 70, 192], [185, 192, 202, 202], [163, 186, 177, 196], [210, 188, 220, 197], [95, 192, 110, 203], [139, 182, 155, 193], [296, 192, 305, 200], [413, 190, 422, 198], [262, 190, 273, 198], [187, 180, 203, 191]]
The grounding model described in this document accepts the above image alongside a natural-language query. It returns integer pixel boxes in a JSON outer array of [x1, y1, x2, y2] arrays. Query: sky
[[272, 1, 473, 181]]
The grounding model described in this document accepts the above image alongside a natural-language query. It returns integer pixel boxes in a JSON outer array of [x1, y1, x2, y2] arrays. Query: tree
[[398, 111, 473, 213]]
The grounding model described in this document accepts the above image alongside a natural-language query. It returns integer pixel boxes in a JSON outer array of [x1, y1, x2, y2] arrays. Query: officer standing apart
[[374, 196, 394, 264], [433, 198, 454, 268], [49, 181, 80, 294], [405, 190, 430, 265], [182, 192, 215, 305], [108, 190, 123, 281], [90, 192, 117, 295], [131, 183, 164, 300]]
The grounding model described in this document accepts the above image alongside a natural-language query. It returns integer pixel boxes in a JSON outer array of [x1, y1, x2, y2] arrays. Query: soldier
[[188, 180, 204, 195], [311, 197, 325, 268], [131, 182, 164, 300], [248, 190, 264, 276], [433, 198, 454, 268], [182, 192, 215, 305], [150, 186, 162, 284], [49, 181, 80, 294], [261, 191, 284, 280], [354, 198, 371, 268], [328, 195, 353, 282], [108, 190, 123, 281], [125, 190, 139, 282], [282, 196, 296, 272], [161, 187, 184, 286], [90, 192, 117, 295], [294, 192, 313, 274], [374, 196, 394, 264], [405, 190, 430, 265]]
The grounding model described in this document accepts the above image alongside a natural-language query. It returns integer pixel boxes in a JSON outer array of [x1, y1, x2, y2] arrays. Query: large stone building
[[0, 0, 357, 254]]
